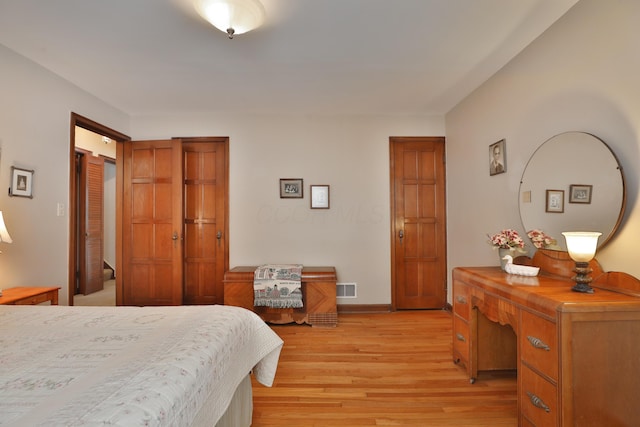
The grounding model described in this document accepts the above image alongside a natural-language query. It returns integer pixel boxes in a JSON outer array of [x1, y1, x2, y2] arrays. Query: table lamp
[[0, 211, 13, 245], [562, 231, 601, 293], [0, 211, 11, 297]]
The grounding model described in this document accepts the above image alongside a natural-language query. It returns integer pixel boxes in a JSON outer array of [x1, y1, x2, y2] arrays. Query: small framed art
[[9, 166, 34, 198], [489, 139, 506, 176], [280, 178, 303, 198], [310, 185, 330, 209], [545, 189, 564, 213], [569, 184, 592, 204]]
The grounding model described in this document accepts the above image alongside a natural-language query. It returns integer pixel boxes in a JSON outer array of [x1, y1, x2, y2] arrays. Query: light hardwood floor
[[252, 310, 517, 426]]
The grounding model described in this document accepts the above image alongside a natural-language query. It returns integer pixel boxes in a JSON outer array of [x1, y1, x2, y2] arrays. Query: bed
[[0, 304, 283, 426]]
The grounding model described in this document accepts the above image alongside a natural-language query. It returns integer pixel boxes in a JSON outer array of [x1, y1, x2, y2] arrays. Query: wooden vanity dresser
[[452, 250, 640, 426]]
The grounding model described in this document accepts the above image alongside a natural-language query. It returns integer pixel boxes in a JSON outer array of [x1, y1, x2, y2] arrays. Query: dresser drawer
[[13, 292, 51, 305], [453, 282, 471, 321], [520, 310, 558, 381], [521, 364, 558, 427], [521, 418, 535, 427], [452, 315, 470, 366]]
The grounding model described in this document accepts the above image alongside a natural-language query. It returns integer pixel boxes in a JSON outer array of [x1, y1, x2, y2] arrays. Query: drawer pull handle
[[456, 333, 466, 342], [456, 295, 467, 304], [527, 335, 550, 351], [527, 392, 550, 412]]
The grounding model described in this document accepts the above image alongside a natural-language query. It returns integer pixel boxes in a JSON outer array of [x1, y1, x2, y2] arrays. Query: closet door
[[122, 139, 183, 306], [78, 153, 104, 295], [390, 137, 447, 309], [182, 139, 228, 305]]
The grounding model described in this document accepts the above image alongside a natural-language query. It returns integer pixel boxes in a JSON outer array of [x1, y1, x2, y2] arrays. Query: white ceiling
[[0, 0, 578, 116]]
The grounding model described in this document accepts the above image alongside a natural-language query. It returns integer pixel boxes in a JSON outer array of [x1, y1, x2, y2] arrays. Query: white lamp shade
[[0, 211, 12, 244], [562, 231, 601, 262], [195, 0, 265, 35]]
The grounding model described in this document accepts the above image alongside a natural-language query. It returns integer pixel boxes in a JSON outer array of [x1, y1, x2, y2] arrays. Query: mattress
[[0, 304, 283, 426]]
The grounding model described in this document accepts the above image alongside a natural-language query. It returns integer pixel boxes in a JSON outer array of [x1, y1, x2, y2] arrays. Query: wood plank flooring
[[252, 310, 517, 426]]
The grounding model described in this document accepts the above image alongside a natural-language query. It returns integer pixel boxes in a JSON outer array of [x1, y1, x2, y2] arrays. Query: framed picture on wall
[[569, 184, 592, 204], [545, 189, 564, 213], [280, 178, 303, 198], [489, 139, 506, 176], [310, 185, 330, 209], [9, 166, 34, 198]]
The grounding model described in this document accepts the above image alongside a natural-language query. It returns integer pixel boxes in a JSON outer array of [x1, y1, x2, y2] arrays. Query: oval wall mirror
[[519, 132, 626, 252]]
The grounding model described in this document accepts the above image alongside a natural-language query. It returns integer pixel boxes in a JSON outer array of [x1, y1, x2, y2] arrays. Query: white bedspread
[[0, 304, 283, 426]]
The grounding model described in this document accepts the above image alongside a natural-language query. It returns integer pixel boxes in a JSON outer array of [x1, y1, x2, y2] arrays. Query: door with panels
[[390, 137, 447, 309], [122, 140, 183, 305], [182, 138, 228, 305], [120, 138, 228, 306]]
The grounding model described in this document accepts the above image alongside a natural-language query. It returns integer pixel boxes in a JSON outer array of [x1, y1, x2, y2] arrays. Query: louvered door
[[78, 153, 104, 295]]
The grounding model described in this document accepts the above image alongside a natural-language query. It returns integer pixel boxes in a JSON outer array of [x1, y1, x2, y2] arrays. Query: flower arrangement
[[487, 228, 526, 251], [527, 229, 557, 249]]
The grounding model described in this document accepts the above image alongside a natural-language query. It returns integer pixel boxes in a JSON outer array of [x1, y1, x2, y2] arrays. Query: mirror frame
[[519, 132, 626, 251]]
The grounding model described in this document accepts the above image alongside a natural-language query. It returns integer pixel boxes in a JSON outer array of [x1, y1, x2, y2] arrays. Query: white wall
[[0, 45, 129, 303], [75, 127, 117, 158], [1, 42, 445, 307], [11, 0, 635, 307], [131, 113, 444, 305], [446, 0, 640, 299]]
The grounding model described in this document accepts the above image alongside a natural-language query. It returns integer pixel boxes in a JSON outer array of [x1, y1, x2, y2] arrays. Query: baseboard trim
[[337, 304, 453, 314], [337, 304, 391, 313]]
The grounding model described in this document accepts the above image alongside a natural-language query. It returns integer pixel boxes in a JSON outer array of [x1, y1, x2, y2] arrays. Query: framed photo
[[280, 178, 303, 198], [489, 139, 506, 176], [9, 166, 34, 198], [545, 189, 564, 213], [569, 184, 592, 204], [310, 185, 330, 209]]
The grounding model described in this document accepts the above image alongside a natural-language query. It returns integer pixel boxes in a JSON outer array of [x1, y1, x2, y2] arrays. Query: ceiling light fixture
[[194, 0, 266, 39]]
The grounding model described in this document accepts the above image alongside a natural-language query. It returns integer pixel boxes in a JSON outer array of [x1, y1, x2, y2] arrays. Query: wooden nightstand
[[0, 286, 60, 305]]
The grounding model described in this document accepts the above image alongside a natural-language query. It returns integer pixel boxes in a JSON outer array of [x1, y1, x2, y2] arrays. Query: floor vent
[[336, 282, 357, 298]]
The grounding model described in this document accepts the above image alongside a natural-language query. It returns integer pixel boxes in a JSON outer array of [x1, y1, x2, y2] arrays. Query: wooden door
[[182, 139, 228, 304], [390, 137, 446, 309], [122, 140, 183, 306], [78, 153, 104, 295]]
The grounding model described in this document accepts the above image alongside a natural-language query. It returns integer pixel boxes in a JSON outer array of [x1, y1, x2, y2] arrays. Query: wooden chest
[[223, 266, 337, 327]]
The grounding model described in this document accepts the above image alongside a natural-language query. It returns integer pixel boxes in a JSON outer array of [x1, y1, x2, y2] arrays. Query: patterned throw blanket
[[254, 264, 303, 308]]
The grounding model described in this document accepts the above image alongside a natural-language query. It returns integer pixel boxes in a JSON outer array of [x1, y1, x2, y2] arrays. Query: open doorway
[[69, 113, 130, 306]]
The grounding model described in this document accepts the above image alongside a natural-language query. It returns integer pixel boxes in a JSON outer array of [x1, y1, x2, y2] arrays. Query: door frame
[[68, 113, 130, 305], [389, 136, 447, 310]]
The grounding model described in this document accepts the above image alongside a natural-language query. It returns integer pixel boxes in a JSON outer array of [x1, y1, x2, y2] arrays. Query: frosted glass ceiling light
[[194, 0, 266, 39]]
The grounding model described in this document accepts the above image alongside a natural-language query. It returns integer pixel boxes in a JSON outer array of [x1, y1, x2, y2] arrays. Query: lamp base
[[571, 282, 594, 294], [571, 261, 594, 294]]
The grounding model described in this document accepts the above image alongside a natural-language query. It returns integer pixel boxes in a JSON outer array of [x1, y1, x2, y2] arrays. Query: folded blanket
[[254, 264, 303, 308]]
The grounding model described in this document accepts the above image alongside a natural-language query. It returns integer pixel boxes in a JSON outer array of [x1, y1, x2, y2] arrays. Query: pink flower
[[527, 229, 556, 249], [487, 229, 525, 250]]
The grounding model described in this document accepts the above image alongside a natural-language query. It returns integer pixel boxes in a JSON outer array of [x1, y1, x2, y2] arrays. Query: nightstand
[[0, 286, 60, 305]]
